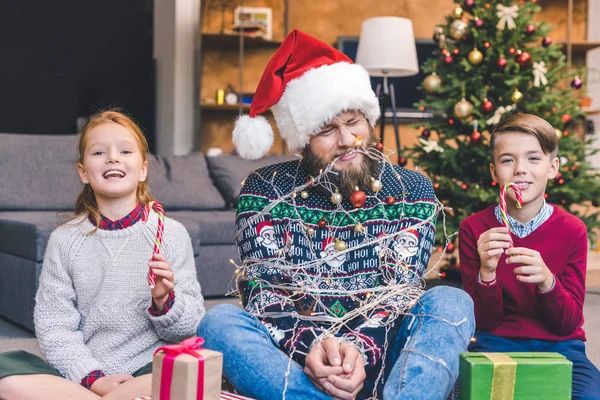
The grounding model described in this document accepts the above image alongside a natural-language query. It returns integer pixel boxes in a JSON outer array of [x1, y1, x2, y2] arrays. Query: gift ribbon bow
[[496, 4, 518, 30], [418, 138, 445, 153], [482, 353, 517, 400], [533, 61, 548, 87], [154, 337, 206, 400]]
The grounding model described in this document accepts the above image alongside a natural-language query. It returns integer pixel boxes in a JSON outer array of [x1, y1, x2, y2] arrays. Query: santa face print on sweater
[[393, 229, 420, 261], [320, 237, 347, 270], [255, 221, 279, 251]]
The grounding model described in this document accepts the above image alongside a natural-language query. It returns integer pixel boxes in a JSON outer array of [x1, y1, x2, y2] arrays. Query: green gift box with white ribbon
[[459, 352, 572, 400]]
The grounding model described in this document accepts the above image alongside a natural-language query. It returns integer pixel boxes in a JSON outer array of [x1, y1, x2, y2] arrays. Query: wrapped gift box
[[152, 339, 223, 400], [459, 352, 572, 400]]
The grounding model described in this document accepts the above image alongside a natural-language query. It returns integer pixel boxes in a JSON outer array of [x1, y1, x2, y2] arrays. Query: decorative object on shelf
[[233, 6, 273, 40], [450, 19, 469, 39], [468, 47, 483, 65], [216, 89, 225, 105], [204, 0, 237, 34], [423, 72, 442, 94], [356, 17, 418, 156], [224, 85, 239, 105]]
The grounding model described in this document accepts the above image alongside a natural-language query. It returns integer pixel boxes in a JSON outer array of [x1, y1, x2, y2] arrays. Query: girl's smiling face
[[77, 122, 148, 203]]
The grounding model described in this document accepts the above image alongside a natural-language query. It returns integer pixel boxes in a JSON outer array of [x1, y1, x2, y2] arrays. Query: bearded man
[[197, 30, 475, 400]]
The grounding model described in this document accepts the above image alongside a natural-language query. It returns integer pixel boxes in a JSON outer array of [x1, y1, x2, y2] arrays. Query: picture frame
[[233, 6, 273, 40]]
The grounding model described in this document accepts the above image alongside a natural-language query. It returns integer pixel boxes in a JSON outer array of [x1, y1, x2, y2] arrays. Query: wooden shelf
[[582, 107, 600, 116], [201, 33, 282, 49], [200, 102, 250, 112], [557, 41, 600, 53]]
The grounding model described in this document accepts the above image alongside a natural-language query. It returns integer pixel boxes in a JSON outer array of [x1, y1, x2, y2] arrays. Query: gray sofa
[[0, 132, 292, 331]]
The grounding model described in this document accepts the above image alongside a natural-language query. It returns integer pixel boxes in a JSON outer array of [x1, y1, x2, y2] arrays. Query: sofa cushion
[[168, 210, 237, 246], [148, 153, 227, 210], [0, 134, 81, 211], [206, 154, 295, 207]]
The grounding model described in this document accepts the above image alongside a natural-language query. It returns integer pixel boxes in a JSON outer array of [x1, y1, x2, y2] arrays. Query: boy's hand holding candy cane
[[477, 182, 554, 291]]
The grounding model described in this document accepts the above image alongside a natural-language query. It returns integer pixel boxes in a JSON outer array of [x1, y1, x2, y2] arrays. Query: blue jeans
[[469, 330, 600, 400], [197, 286, 475, 400]]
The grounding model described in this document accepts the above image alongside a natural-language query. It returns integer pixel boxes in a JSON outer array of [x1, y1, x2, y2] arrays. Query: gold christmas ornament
[[554, 128, 563, 139], [423, 73, 442, 94], [306, 227, 315, 236], [468, 48, 483, 65], [300, 190, 309, 199], [450, 19, 468, 40], [330, 190, 343, 205], [453, 98, 473, 119], [511, 88, 524, 103], [370, 177, 383, 193], [354, 222, 365, 233], [334, 239, 348, 252], [451, 6, 464, 19]]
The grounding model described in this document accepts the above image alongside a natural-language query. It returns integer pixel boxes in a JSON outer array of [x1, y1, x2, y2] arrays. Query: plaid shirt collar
[[89, 203, 144, 231], [495, 200, 553, 238]]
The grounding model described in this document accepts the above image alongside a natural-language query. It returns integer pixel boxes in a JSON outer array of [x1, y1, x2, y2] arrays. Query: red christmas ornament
[[433, 182, 440, 189], [442, 52, 454, 64], [461, 183, 468, 190], [491, 180, 498, 187], [497, 57, 507, 70], [516, 51, 532, 67], [385, 196, 396, 206], [376, 142, 384, 151], [509, 47, 516, 54], [422, 130, 431, 138], [542, 37, 552, 47], [571, 76, 583, 89], [398, 156, 408, 167], [318, 219, 327, 229], [554, 172, 562, 181], [525, 24, 536, 35], [482, 99, 493, 113], [350, 187, 367, 208], [473, 17, 484, 29], [471, 130, 482, 143], [464, 0, 475, 10], [447, 242, 456, 252], [561, 113, 572, 124]]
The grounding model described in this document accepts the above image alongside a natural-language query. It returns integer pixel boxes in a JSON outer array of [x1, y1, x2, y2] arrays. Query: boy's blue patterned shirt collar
[[494, 200, 553, 238]]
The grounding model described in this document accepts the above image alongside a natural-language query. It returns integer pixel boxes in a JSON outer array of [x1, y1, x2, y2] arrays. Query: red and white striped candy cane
[[143, 201, 165, 288], [499, 182, 523, 247]]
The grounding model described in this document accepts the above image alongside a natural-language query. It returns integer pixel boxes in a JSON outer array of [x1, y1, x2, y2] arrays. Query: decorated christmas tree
[[406, 0, 600, 262]]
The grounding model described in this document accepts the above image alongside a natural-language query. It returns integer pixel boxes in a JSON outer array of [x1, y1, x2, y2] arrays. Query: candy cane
[[142, 201, 165, 288], [499, 182, 523, 247]]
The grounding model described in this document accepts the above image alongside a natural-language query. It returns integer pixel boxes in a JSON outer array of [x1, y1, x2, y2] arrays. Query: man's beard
[[301, 134, 380, 199]]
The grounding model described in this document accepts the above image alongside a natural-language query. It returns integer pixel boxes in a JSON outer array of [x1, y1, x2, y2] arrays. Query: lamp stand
[[375, 75, 401, 156]]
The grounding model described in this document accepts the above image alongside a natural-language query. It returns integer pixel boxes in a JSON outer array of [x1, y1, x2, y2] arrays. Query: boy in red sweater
[[459, 113, 600, 400]]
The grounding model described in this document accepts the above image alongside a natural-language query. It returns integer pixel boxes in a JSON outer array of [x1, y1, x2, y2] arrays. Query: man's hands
[[506, 247, 555, 292], [89, 374, 133, 396], [304, 338, 366, 400], [149, 253, 175, 310], [477, 227, 512, 281]]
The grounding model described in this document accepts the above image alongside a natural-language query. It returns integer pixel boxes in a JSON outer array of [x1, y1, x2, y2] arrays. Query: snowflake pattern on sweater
[[235, 160, 437, 368]]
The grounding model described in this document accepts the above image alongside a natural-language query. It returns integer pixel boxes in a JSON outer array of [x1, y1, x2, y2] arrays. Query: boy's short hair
[[490, 113, 558, 164]]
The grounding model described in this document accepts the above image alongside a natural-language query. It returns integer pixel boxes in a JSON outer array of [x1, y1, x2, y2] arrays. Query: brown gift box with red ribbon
[[151, 337, 223, 400]]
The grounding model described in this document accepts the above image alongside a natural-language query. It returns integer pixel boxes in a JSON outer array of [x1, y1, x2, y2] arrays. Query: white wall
[[587, 0, 600, 169], [154, 0, 200, 155]]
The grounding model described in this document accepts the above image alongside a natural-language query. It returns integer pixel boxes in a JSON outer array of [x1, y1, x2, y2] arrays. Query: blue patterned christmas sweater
[[235, 159, 437, 369]]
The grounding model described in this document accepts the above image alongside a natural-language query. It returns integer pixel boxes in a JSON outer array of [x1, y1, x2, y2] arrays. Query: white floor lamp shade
[[356, 17, 419, 77]]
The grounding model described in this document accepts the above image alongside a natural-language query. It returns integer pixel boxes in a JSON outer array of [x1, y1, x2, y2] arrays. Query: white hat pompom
[[232, 114, 274, 160]]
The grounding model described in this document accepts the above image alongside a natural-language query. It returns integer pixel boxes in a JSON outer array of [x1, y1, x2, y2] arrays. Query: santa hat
[[256, 221, 275, 236], [322, 237, 336, 251], [233, 29, 380, 160], [405, 229, 419, 240]]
